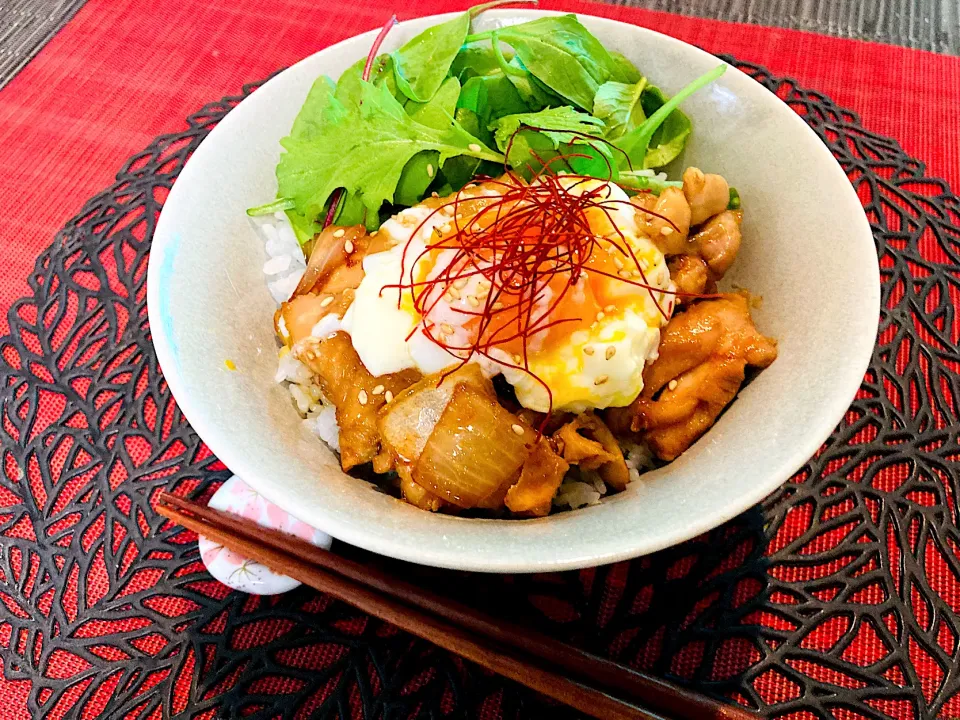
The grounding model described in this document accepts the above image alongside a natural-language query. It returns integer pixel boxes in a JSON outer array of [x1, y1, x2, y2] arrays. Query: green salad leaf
[[335, 54, 401, 107], [450, 42, 505, 81], [471, 15, 618, 111], [638, 86, 692, 168], [490, 107, 605, 151], [593, 79, 647, 141], [259, 7, 730, 238], [504, 57, 563, 110], [609, 51, 642, 84], [392, 11, 471, 103], [459, 73, 528, 131], [618, 64, 725, 169], [395, 77, 462, 205], [277, 80, 502, 219]]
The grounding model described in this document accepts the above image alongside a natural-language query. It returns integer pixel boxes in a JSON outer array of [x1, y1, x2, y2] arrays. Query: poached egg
[[335, 178, 674, 412]]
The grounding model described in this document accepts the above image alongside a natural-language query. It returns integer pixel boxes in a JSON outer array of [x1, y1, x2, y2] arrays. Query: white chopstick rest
[[198, 475, 333, 595]]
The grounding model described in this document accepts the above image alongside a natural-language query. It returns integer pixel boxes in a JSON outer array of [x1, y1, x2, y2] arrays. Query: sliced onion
[[378, 364, 491, 464], [414, 383, 535, 508]]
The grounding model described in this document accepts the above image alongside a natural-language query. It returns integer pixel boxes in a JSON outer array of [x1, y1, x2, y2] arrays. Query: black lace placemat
[[1, 58, 959, 719]]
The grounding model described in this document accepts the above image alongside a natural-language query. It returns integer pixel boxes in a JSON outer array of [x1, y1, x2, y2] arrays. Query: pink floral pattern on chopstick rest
[[198, 475, 333, 595]]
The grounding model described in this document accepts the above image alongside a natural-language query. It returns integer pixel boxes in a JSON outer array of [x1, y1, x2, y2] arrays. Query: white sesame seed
[[440, 224, 452, 234], [467, 295, 480, 307], [512, 354, 522, 364], [596, 312, 605, 321], [426, 163, 434, 178], [384, 390, 394, 404], [454, 278, 468, 290], [606, 346, 616, 360], [358, 390, 368, 405], [661, 226, 674, 236], [618, 270, 632, 278], [477, 279, 490, 290], [613, 257, 625, 270], [511, 424, 524, 436], [604, 305, 616, 313], [583, 346, 595, 356], [468, 143, 482, 152], [493, 301, 504, 310], [333, 228, 345, 238], [372, 384, 385, 395], [441, 323, 454, 335], [344, 240, 355, 254], [442, 206, 454, 216], [594, 375, 609, 385], [320, 295, 334, 307], [668, 379, 678, 391], [448, 286, 461, 300], [431, 192, 439, 198]]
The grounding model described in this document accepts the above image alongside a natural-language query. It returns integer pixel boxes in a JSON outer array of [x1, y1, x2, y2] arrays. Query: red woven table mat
[[2, 1, 960, 719]]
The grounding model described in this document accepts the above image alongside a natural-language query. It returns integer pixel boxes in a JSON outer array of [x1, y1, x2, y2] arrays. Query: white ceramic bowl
[[148, 10, 879, 572]]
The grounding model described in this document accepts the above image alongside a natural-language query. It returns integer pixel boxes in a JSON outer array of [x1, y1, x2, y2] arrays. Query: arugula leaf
[[334, 191, 380, 230], [335, 54, 400, 106], [277, 80, 503, 219], [289, 76, 337, 140], [609, 51, 642, 84], [407, 76, 462, 128], [391, 11, 471, 103], [490, 106, 605, 152], [451, 42, 504, 81], [395, 77, 462, 206], [638, 86, 691, 168], [593, 79, 647, 141], [473, 15, 617, 110], [505, 57, 563, 111], [618, 64, 726, 169], [459, 73, 528, 129], [489, 107, 613, 179], [439, 108, 487, 189]]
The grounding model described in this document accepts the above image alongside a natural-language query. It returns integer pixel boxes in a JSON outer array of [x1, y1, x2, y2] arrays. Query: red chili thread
[[379, 144, 698, 422]]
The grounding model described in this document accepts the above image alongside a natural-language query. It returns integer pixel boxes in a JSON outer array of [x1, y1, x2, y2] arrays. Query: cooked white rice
[[253, 213, 342, 449], [254, 210, 654, 510]]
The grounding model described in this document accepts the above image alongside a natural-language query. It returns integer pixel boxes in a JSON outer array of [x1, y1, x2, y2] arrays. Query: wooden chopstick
[[157, 497, 661, 720], [157, 492, 759, 720]]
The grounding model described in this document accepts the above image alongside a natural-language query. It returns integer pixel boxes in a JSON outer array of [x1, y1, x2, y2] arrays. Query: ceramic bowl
[[147, 10, 879, 572]]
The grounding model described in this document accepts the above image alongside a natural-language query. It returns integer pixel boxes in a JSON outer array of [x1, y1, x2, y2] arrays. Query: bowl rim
[[148, 9, 880, 572]]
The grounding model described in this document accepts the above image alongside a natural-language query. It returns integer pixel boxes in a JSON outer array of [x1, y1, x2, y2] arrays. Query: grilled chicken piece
[[276, 226, 421, 471], [692, 210, 742, 279], [504, 439, 569, 517], [632, 186, 692, 254], [667, 255, 716, 303], [554, 412, 630, 491], [294, 224, 390, 299], [623, 294, 777, 460], [683, 167, 730, 226], [304, 332, 420, 470]]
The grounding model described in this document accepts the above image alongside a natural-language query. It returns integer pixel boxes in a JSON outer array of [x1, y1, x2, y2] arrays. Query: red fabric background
[[1, 0, 959, 716]]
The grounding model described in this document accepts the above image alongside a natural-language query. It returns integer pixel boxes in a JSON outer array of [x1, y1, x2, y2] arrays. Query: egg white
[[337, 180, 673, 411]]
